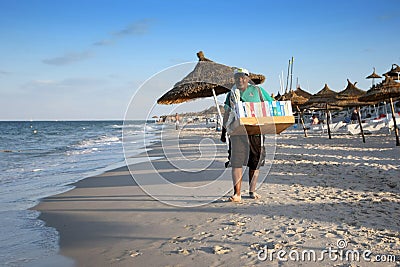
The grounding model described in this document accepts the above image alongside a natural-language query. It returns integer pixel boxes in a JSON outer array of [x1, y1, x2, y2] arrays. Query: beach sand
[[34, 126, 400, 266]]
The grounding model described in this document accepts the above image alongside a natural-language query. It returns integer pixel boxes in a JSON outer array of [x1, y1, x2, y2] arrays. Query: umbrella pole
[[325, 103, 332, 139], [212, 88, 230, 150], [356, 106, 366, 143], [296, 106, 307, 137], [211, 88, 223, 129], [389, 97, 400, 146]]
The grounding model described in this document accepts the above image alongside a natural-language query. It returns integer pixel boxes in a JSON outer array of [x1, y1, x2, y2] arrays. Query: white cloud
[[92, 19, 154, 47], [43, 19, 153, 66], [377, 13, 400, 21], [92, 39, 114, 46], [42, 51, 93, 66], [0, 70, 11, 75], [113, 19, 153, 36]]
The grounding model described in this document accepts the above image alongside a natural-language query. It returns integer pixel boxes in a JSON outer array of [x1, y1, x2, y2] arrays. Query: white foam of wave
[[66, 147, 100, 156], [72, 136, 121, 150], [116, 123, 145, 129]]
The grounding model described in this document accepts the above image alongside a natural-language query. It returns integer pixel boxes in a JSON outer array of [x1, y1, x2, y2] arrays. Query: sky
[[0, 0, 399, 120]]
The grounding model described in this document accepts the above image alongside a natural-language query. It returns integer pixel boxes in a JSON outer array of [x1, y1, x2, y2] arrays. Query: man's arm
[[221, 93, 231, 142], [220, 110, 229, 142]]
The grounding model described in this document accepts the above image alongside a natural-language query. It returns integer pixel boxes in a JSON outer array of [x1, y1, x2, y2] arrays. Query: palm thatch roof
[[294, 86, 312, 99], [359, 75, 400, 103], [280, 90, 308, 107], [366, 68, 382, 79], [303, 83, 339, 109], [332, 79, 370, 107], [157, 51, 265, 105], [383, 64, 400, 80], [294, 85, 312, 99], [337, 79, 365, 97]]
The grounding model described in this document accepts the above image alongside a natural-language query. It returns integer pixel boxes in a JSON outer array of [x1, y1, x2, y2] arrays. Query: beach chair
[[330, 121, 346, 133]]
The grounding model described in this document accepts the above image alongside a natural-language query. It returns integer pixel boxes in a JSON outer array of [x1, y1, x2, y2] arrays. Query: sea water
[[0, 120, 161, 266]]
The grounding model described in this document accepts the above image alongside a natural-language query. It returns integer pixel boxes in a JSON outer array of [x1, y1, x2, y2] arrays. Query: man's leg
[[229, 135, 247, 202], [249, 169, 259, 193], [249, 169, 261, 199], [232, 167, 243, 196], [247, 134, 263, 199]]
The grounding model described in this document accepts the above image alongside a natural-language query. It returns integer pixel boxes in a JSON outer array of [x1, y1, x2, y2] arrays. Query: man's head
[[234, 68, 250, 90]]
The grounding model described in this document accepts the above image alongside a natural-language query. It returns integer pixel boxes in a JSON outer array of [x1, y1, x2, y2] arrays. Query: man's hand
[[220, 127, 227, 143]]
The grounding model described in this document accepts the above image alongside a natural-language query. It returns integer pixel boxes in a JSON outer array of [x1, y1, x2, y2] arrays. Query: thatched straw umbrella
[[280, 90, 309, 136], [157, 51, 265, 123], [383, 63, 400, 81], [304, 84, 337, 108], [157, 51, 265, 104], [366, 67, 382, 87], [359, 75, 400, 146], [333, 79, 369, 143], [303, 84, 339, 139], [294, 86, 312, 99], [332, 79, 367, 106], [281, 90, 309, 107]]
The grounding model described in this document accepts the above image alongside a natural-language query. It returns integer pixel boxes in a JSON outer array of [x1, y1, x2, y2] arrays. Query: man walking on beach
[[175, 113, 180, 130], [221, 68, 273, 202]]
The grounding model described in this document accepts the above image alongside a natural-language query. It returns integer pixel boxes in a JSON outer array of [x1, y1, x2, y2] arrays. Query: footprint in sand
[[241, 245, 261, 259], [129, 250, 142, 257], [295, 227, 306, 233], [325, 232, 337, 239], [285, 229, 297, 237], [170, 236, 192, 243], [229, 219, 247, 226], [235, 221, 246, 226], [252, 230, 264, 237], [206, 217, 216, 223], [193, 232, 213, 241], [249, 243, 262, 250], [222, 233, 233, 239], [177, 248, 192, 255], [213, 245, 231, 254], [184, 224, 197, 231]]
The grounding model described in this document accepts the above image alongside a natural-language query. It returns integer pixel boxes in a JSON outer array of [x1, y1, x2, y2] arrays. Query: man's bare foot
[[229, 194, 241, 202], [249, 192, 261, 199]]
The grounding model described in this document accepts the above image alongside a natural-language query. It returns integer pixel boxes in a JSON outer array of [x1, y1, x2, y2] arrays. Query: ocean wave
[[0, 120, 148, 266], [73, 136, 121, 149], [66, 147, 100, 156]]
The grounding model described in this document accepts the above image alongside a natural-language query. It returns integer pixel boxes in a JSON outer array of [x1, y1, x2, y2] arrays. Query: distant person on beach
[[175, 113, 180, 130], [221, 68, 273, 202], [351, 109, 358, 123], [311, 115, 319, 125]]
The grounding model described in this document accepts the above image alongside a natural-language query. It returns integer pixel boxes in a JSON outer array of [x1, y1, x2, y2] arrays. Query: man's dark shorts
[[230, 135, 265, 170]]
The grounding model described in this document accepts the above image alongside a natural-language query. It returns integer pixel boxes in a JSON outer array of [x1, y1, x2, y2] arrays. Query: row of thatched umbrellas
[[157, 52, 400, 146], [277, 65, 400, 146]]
